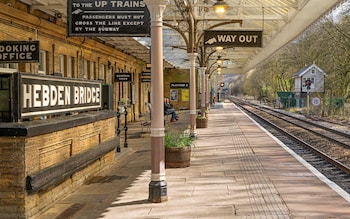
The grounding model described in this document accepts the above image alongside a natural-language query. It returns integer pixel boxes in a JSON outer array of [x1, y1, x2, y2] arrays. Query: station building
[[0, 1, 190, 218]]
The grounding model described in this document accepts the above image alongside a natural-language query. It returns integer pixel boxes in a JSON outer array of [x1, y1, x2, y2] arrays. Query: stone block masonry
[[0, 111, 118, 218]]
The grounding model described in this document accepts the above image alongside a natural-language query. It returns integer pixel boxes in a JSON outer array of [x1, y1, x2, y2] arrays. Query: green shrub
[[164, 129, 193, 148]]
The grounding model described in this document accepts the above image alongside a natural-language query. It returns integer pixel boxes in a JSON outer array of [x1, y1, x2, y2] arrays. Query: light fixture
[[55, 11, 62, 19], [215, 46, 223, 53], [213, 0, 229, 16], [217, 65, 222, 72], [216, 56, 223, 65], [172, 13, 178, 27]]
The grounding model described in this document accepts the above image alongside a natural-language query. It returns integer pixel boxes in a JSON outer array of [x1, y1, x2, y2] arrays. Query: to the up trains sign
[[67, 0, 150, 36], [12, 73, 102, 120]]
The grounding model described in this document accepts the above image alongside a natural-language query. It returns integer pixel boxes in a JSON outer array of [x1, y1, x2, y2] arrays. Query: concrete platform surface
[[36, 102, 350, 219]]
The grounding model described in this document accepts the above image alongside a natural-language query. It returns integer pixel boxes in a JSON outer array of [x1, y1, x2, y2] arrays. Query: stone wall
[[0, 111, 117, 218]]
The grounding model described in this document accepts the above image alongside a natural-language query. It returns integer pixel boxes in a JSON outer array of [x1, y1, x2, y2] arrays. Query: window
[[58, 55, 65, 75], [66, 56, 72, 78], [302, 77, 314, 87], [90, 62, 95, 80], [83, 59, 88, 79], [0, 63, 18, 73], [38, 50, 46, 74], [0, 75, 10, 122], [100, 64, 105, 81]]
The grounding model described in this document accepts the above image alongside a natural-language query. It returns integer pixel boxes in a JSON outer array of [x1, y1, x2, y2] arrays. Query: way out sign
[[204, 30, 262, 48]]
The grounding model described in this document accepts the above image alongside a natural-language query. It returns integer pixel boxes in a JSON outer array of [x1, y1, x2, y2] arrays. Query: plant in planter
[[164, 129, 194, 168], [196, 112, 208, 128], [205, 108, 210, 118], [118, 98, 131, 106]]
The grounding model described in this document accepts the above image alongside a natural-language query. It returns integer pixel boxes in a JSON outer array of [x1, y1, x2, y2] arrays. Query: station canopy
[[18, 0, 344, 74]]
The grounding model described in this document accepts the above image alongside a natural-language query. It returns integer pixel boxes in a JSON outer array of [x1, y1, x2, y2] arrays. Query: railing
[[116, 105, 128, 152]]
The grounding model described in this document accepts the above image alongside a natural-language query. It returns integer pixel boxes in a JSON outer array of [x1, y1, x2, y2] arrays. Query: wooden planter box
[[165, 146, 191, 168], [196, 117, 208, 128]]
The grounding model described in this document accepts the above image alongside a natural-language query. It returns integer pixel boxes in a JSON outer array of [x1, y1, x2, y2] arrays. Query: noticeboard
[[170, 89, 178, 101], [67, 0, 150, 37]]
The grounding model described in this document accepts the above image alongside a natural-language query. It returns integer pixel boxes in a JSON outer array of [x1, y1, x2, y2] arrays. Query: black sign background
[[115, 73, 132, 82], [141, 71, 151, 77], [67, 0, 150, 37], [0, 41, 39, 63], [170, 83, 189, 89], [204, 30, 262, 48]]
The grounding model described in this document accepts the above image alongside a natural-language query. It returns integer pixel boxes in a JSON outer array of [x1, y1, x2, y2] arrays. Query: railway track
[[229, 97, 350, 193]]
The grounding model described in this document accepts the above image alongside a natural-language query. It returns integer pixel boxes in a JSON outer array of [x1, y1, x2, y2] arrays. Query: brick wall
[[0, 137, 26, 218], [0, 114, 117, 218]]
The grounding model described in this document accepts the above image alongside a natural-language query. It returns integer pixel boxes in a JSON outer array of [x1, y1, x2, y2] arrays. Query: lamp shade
[[213, 0, 229, 16], [215, 46, 224, 53], [216, 56, 223, 65]]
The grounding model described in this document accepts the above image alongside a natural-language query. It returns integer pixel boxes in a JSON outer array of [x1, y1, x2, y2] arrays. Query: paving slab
[[36, 103, 350, 219]]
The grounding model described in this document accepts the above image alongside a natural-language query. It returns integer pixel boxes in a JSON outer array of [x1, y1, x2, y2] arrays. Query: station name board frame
[[12, 73, 102, 121]]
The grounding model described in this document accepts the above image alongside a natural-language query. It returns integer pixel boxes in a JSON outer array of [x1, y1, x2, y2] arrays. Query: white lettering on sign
[[122, 21, 144, 25], [19, 73, 102, 118], [74, 86, 100, 104], [94, 1, 108, 7], [98, 27, 120, 32], [216, 34, 259, 43], [204, 31, 262, 48], [0, 53, 32, 61], [22, 84, 100, 108], [110, 1, 146, 7], [22, 84, 71, 108], [0, 42, 38, 62], [82, 15, 115, 19], [73, 0, 147, 8], [42, 85, 50, 107], [0, 44, 37, 52]]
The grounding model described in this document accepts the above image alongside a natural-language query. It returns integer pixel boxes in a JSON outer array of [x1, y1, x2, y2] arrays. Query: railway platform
[[37, 102, 350, 219]]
